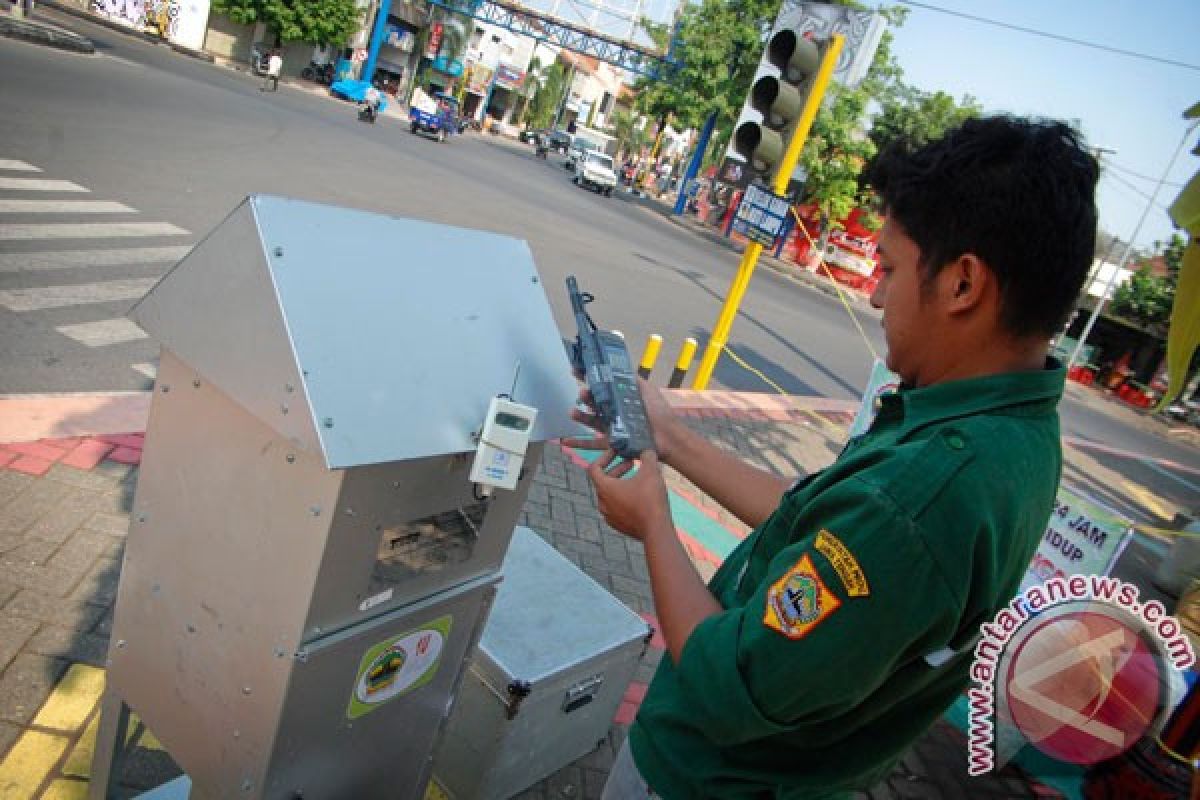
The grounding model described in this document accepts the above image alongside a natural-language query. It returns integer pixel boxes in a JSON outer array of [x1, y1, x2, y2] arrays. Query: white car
[[573, 151, 618, 196]]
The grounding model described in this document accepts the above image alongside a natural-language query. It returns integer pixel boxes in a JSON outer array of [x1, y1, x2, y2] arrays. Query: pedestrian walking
[[263, 49, 282, 92], [567, 115, 1100, 799]]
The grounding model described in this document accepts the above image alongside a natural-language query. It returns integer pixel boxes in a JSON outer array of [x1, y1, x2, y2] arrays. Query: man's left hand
[[588, 449, 671, 542]]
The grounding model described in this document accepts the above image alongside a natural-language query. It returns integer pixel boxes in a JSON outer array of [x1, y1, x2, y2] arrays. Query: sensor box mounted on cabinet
[[470, 396, 538, 490]]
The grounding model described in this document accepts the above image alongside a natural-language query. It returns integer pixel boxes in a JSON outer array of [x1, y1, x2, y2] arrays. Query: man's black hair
[[867, 115, 1099, 338]]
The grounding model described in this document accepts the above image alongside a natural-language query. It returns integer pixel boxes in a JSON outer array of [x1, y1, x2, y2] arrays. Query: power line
[[1103, 171, 1170, 211], [1109, 161, 1187, 189], [893, 1, 1200, 73]]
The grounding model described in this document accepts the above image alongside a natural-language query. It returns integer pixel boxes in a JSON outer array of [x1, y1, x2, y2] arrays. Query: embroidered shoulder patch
[[763, 554, 841, 640], [815, 530, 870, 598]]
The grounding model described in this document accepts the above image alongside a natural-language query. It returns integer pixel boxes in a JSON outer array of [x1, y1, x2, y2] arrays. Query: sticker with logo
[[763, 554, 841, 640], [815, 530, 869, 598], [347, 615, 451, 719]]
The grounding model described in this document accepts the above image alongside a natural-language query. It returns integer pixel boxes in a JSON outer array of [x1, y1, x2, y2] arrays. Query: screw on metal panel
[[234, 729, 241, 738], [273, 647, 286, 658], [193, 380, 201, 388], [309, 506, 321, 516], [392, 481, 400, 489], [531, 276, 539, 283], [281, 404, 289, 415], [285, 384, 294, 393], [274, 246, 284, 257], [323, 417, 334, 428], [116, 640, 126, 648], [242, 686, 252, 695], [286, 454, 295, 463], [137, 515, 146, 523], [344, 508, 355, 517], [160, 385, 170, 393], [186, 624, 196, 633], [242, 779, 254, 791]]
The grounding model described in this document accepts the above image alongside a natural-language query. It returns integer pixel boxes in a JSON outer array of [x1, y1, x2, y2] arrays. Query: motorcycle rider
[[361, 85, 382, 122]]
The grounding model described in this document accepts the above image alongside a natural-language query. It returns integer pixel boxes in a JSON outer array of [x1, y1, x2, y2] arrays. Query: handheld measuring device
[[566, 276, 654, 459]]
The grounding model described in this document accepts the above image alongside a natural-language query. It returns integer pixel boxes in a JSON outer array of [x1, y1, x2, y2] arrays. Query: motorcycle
[[358, 102, 378, 124], [301, 61, 334, 85], [534, 134, 549, 159]]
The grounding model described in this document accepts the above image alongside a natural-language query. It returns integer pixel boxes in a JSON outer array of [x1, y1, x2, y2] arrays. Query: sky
[[877, 0, 1199, 253], [527, 0, 1199, 253]]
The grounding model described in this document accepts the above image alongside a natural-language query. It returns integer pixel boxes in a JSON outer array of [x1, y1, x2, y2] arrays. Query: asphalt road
[[1, 12, 1196, 534]]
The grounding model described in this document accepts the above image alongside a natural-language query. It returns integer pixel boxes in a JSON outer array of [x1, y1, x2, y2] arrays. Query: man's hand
[[561, 379, 684, 465], [587, 449, 672, 542]]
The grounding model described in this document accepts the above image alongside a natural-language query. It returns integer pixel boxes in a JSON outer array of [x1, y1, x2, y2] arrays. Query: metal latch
[[562, 674, 603, 714], [505, 679, 532, 720]]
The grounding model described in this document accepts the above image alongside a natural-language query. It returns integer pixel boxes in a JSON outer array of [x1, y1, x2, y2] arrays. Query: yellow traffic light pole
[[691, 33, 845, 390]]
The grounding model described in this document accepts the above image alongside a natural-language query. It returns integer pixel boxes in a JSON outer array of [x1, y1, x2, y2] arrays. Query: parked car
[[573, 151, 618, 196], [546, 129, 572, 154], [409, 90, 462, 142], [565, 138, 600, 171]]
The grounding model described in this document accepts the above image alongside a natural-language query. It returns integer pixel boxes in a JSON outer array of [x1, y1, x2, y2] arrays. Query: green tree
[[212, 0, 361, 46], [610, 110, 647, 158], [524, 60, 567, 129], [867, 87, 981, 156], [799, 86, 875, 241], [1112, 233, 1185, 330]]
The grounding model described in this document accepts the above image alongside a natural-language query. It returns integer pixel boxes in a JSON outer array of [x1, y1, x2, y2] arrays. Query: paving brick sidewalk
[[0, 392, 1063, 799]]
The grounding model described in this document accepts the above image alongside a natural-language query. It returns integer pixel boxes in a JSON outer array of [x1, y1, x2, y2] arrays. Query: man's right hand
[[561, 378, 684, 465]]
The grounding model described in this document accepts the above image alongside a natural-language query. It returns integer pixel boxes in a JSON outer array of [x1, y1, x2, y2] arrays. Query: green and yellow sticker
[[347, 615, 452, 720]]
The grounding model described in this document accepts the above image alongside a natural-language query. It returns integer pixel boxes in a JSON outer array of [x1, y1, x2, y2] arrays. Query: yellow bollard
[[670, 338, 698, 389], [638, 334, 663, 379]]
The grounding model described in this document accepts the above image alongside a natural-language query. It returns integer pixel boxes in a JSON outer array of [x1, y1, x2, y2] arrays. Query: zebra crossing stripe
[[0, 246, 192, 273], [0, 177, 88, 191], [132, 362, 158, 378], [0, 160, 42, 171], [56, 318, 149, 347], [0, 199, 135, 213], [0, 278, 158, 312], [0, 222, 189, 240]]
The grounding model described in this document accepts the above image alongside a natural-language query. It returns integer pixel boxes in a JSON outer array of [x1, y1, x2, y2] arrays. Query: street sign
[[732, 183, 791, 247]]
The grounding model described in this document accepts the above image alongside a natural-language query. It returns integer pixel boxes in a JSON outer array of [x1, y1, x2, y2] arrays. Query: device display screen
[[495, 412, 531, 431], [603, 342, 631, 372]]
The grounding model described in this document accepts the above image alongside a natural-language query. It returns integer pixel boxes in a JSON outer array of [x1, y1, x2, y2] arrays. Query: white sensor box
[[470, 396, 538, 490]]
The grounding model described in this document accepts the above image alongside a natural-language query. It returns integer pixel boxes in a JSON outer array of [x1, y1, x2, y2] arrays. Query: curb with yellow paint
[[0, 664, 163, 800]]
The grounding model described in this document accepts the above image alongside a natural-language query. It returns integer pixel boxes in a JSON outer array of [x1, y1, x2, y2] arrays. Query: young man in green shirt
[[566, 115, 1100, 798]]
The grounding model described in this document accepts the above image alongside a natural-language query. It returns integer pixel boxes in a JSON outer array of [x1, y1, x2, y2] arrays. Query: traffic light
[[729, 30, 824, 185]]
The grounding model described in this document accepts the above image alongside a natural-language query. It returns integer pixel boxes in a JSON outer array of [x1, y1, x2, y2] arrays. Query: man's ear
[[940, 254, 991, 315]]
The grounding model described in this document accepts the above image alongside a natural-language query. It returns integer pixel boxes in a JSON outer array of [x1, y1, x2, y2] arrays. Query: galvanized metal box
[[432, 527, 651, 800]]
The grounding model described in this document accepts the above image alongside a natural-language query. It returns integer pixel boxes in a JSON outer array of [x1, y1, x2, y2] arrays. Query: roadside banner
[[1022, 489, 1134, 591]]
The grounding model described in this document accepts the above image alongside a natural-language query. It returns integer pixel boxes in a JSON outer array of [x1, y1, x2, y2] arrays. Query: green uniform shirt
[[629, 362, 1066, 799]]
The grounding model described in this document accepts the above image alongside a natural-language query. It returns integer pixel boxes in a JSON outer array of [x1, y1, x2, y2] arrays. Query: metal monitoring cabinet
[[89, 196, 579, 799]]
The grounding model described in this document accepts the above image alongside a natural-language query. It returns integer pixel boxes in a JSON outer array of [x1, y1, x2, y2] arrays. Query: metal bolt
[[137, 515, 146, 523], [160, 384, 170, 393], [281, 404, 289, 415], [309, 506, 321, 517], [285, 384, 294, 393], [242, 779, 254, 791], [274, 246, 284, 257], [242, 686, 252, 695], [392, 481, 400, 489], [323, 417, 334, 428], [286, 454, 295, 463], [193, 379, 201, 388], [116, 639, 126, 648], [531, 276, 539, 283], [187, 624, 196, 633]]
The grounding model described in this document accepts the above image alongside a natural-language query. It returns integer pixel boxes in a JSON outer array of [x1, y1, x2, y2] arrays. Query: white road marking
[[0, 160, 42, 172], [0, 177, 88, 191], [0, 222, 189, 240], [0, 278, 158, 311], [0, 199, 135, 213], [0, 246, 192, 273], [131, 362, 157, 379], [56, 318, 149, 347]]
